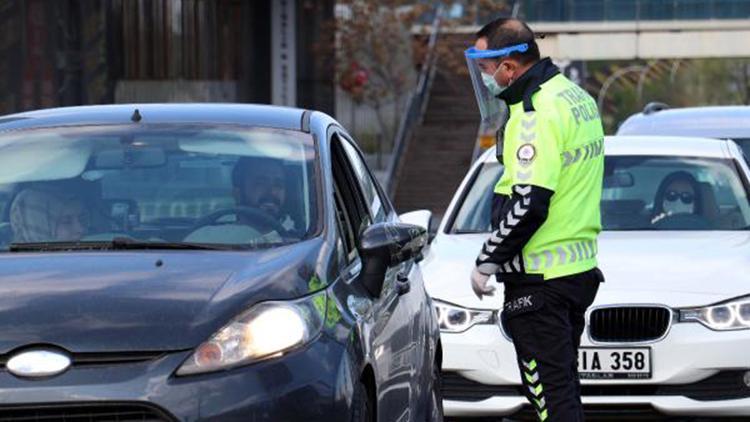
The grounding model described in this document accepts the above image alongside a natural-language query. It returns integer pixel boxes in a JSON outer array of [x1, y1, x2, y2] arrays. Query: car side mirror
[[400, 209, 438, 246], [399, 210, 433, 240], [358, 222, 427, 297]]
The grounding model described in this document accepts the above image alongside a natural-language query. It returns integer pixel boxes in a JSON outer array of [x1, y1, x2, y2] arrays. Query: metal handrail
[[385, 3, 444, 197]]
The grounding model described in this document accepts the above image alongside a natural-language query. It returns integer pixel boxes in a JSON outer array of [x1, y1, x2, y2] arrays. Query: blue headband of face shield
[[464, 43, 529, 59]]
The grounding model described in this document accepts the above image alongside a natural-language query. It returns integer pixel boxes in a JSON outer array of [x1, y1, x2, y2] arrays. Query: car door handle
[[396, 273, 410, 295]]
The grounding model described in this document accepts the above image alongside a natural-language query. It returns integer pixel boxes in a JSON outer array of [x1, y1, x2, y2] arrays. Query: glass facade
[[523, 0, 750, 22], [436, 0, 750, 24]]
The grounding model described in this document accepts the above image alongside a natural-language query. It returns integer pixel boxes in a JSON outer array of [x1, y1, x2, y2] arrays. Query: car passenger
[[9, 188, 88, 242], [651, 171, 703, 225]]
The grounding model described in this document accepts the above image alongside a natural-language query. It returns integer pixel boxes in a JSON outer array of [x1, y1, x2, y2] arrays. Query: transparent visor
[[464, 43, 528, 133]]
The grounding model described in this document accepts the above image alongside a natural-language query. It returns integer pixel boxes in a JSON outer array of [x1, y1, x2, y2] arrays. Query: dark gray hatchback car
[[0, 104, 442, 421]]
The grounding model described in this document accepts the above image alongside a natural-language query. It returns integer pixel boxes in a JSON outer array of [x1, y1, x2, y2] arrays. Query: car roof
[[478, 135, 733, 163], [0, 103, 309, 132], [604, 135, 731, 158], [616, 105, 750, 139]]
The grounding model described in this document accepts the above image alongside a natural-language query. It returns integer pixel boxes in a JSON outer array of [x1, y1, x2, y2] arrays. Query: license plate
[[578, 348, 651, 380]]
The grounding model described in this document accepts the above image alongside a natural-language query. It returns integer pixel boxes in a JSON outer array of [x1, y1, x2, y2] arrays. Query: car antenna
[[131, 108, 142, 122]]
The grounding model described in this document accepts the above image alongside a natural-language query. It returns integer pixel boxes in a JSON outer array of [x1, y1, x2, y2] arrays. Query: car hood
[[422, 231, 750, 310], [0, 238, 328, 354]]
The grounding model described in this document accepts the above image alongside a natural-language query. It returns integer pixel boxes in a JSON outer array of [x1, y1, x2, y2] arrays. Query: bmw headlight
[[679, 295, 750, 331], [177, 291, 326, 375], [434, 299, 495, 333]]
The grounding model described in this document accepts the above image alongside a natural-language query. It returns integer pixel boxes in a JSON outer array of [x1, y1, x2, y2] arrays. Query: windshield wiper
[[9, 237, 239, 252], [108, 238, 241, 251]]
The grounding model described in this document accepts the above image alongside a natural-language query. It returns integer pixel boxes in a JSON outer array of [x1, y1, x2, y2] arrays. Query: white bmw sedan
[[423, 136, 750, 420]]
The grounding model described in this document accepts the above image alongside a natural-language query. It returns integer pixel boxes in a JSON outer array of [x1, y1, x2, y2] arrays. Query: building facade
[[0, 0, 334, 115]]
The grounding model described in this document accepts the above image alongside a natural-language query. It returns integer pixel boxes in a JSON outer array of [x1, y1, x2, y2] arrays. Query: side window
[[333, 181, 358, 263], [0, 184, 13, 223], [337, 134, 389, 223], [331, 134, 371, 263]]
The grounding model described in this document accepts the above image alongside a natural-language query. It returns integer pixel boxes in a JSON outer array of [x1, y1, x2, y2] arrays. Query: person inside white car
[[651, 171, 704, 225]]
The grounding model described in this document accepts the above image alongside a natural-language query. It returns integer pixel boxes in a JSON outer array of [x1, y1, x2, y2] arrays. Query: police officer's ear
[[500, 58, 522, 80]]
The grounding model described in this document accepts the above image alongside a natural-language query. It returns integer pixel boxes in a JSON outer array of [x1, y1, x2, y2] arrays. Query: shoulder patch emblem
[[517, 144, 536, 167]]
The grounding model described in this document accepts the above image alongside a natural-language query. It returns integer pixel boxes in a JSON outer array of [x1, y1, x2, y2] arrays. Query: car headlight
[[434, 299, 495, 333], [679, 295, 750, 331], [176, 291, 326, 376]]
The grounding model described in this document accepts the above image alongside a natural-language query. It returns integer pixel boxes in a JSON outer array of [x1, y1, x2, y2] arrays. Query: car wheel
[[427, 362, 444, 422], [351, 380, 375, 422]]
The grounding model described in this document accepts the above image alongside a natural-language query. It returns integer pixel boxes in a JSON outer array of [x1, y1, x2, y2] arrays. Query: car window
[[451, 162, 501, 233], [100, 155, 235, 223], [333, 180, 359, 264], [337, 134, 388, 223], [603, 156, 750, 230], [731, 139, 750, 165], [0, 125, 319, 250], [449, 156, 750, 233], [331, 135, 371, 261], [0, 185, 11, 219]]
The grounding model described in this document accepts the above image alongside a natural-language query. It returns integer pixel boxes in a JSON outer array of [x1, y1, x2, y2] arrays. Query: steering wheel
[[652, 213, 712, 230], [190, 206, 287, 236]]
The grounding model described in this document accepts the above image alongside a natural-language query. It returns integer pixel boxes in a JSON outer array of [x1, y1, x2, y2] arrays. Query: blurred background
[[1, 0, 749, 218]]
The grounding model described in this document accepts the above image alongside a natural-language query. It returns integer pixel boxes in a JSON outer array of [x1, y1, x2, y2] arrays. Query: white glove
[[470, 267, 496, 300]]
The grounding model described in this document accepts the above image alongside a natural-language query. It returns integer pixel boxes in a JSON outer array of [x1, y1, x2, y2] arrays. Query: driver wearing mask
[[651, 171, 703, 225], [231, 157, 296, 237]]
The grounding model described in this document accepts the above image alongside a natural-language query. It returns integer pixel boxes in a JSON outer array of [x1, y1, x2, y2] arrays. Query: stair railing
[[384, 3, 444, 198]]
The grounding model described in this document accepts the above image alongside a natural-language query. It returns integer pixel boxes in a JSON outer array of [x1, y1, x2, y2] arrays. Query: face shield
[[464, 43, 529, 134]]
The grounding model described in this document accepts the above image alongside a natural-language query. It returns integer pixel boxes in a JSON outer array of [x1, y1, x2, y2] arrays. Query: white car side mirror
[[400, 210, 433, 234]]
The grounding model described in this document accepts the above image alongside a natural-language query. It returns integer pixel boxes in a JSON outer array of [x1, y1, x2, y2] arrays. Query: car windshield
[[0, 125, 319, 251], [450, 156, 750, 233]]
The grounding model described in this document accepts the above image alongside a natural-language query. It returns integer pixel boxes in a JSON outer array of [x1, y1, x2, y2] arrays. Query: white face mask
[[481, 65, 507, 97], [663, 196, 695, 215]]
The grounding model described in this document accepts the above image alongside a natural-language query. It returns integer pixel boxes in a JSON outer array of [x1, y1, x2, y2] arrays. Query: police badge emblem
[[517, 144, 536, 167]]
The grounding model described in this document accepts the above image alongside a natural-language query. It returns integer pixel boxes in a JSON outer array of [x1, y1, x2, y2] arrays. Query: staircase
[[393, 57, 480, 219]]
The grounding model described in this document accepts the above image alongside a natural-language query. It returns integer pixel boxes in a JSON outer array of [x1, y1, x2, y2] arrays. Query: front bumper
[[441, 322, 750, 417], [0, 335, 351, 421]]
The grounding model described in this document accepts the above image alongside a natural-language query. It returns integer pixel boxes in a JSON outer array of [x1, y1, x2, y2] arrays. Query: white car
[[422, 136, 750, 419]]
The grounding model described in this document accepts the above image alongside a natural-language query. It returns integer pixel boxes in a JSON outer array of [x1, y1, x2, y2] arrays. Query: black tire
[[427, 362, 444, 422], [351, 380, 375, 422]]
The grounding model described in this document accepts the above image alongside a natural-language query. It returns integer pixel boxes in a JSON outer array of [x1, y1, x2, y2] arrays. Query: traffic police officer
[[465, 18, 605, 422]]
